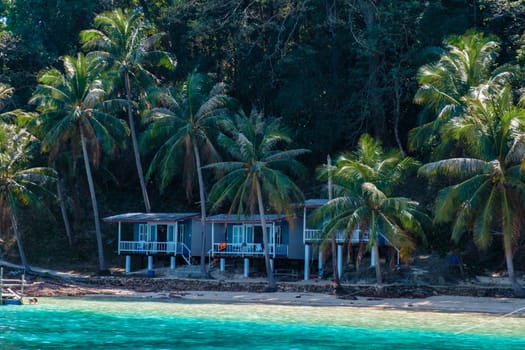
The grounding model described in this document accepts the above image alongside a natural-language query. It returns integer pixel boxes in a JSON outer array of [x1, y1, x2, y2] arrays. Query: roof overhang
[[302, 198, 328, 209], [206, 214, 289, 224], [103, 212, 199, 223]]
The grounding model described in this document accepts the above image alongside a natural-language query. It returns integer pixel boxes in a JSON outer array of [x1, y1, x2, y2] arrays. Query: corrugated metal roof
[[206, 214, 288, 223], [103, 212, 199, 223]]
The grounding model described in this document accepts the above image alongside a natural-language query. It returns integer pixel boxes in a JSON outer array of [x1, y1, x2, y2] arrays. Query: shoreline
[[78, 291, 525, 316], [19, 275, 525, 316]]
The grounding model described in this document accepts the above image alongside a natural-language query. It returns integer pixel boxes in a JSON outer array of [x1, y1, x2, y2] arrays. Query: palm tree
[[5, 81, 77, 247], [142, 72, 231, 275], [410, 30, 513, 157], [315, 134, 429, 288], [419, 86, 525, 296], [0, 124, 56, 272], [80, 7, 175, 213], [206, 109, 309, 290], [30, 53, 129, 274]]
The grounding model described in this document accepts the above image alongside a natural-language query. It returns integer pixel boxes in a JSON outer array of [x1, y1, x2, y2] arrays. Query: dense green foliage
[[143, 71, 231, 275], [0, 1, 524, 291], [0, 123, 56, 271], [314, 134, 430, 286], [207, 109, 309, 288], [30, 53, 129, 272]]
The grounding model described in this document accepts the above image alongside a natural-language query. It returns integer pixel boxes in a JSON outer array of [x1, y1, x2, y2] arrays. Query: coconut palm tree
[[80, 7, 175, 213], [0, 123, 56, 272], [419, 86, 525, 296], [315, 134, 429, 288], [410, 30, 513, 158], [142, 72, 231, 276], [30, 53, 129, 274], [206, 109, 309, 290]]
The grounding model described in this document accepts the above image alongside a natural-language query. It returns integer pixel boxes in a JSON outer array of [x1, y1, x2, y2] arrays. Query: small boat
[[3, 298, 22, 305]]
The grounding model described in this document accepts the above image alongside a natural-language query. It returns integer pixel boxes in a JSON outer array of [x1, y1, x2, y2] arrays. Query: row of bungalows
[[103, 199, 397, 280]]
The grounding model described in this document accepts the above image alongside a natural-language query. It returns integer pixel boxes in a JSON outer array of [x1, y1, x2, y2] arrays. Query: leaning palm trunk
[[80, 129, 107, 273], [256, 179, 276, 290], [124, 72, 151, 213], [11, 213, 31, 273], [503, 234, 524, 296], [193, 143, 208, 276], [57, 179, 73, 246]]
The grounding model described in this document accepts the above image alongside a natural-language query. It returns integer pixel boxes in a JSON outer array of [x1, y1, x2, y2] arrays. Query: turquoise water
[[1, 297, 525, 349]]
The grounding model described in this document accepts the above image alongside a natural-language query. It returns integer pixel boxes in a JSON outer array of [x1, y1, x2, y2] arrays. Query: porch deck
[[118, 241, 191, 256], [211, 242, 288, 257], [303, 229, 370, 243]]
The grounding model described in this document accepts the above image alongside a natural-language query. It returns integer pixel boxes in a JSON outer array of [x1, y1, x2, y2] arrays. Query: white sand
[[4, 259, 523, 316], [104, 290, 525, 315]]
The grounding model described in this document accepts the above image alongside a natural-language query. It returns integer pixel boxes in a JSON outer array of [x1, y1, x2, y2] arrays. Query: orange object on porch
[[219, 242, 227, 251]]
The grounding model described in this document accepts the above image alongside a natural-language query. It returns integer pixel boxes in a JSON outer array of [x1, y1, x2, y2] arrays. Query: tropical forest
[[1, 0, 525, 296]]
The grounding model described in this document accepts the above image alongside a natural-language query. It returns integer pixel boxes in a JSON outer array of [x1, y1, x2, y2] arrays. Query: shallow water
[[1, 297, 524, 349]]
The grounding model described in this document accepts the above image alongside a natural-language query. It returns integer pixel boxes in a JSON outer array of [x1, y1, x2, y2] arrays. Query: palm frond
[[419, 158, 488, 178], [143, 50, 176, 70], [204, 161, 244, 173], [265, 148, 310, 163], [472, 186, 497, 249], [450, 202, 471, 243], [434, 174, 489, 223]]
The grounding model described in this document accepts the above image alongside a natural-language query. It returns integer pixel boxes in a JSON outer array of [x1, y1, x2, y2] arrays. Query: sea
[[1, 297, 525, 349]]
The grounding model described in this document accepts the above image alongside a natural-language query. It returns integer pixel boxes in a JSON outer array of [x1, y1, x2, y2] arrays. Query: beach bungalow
[[103, 212, 199, 274], [207, 214, 304, 278], [301, 199, 396, 280], [104, 203, 398, 280]]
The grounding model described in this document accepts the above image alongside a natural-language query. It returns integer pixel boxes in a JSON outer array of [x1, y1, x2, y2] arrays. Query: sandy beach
[[18, 276, 525, 316], [113, 290, 525, 315], [2, 259, 523, 316]]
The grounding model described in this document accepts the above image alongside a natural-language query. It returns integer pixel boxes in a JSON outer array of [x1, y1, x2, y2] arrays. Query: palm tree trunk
[[373, 244, 382, 287], [255, 178, 276, 290], [124, 71, 151, 213], [10, 213, 31, 273], [370, 212, 382, 291], [503, 234, 524, 296], [193, 143, 208, 276], [393, 70, 406, 156], [70, 167, 83, 235], [331, 235, 339, 285], [327, 155, 339, 285], [57, 178, 73, 246], [80, 128, 108, 273]]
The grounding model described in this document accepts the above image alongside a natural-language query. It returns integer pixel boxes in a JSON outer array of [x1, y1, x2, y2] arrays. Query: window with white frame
[[138, 224, 147, 241], [232, 225, 243, 244], [148, 224, 157, 241], [167, 224, 175, 242], [245, 224, 254, 243]]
